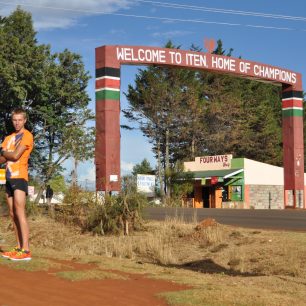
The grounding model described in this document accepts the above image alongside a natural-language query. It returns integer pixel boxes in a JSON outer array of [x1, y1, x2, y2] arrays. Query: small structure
[[184, 155, 305, 209]]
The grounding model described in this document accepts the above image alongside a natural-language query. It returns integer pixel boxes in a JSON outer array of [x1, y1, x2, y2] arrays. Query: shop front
[[184, 155, 297, 209], [185, 155, 245, 208]]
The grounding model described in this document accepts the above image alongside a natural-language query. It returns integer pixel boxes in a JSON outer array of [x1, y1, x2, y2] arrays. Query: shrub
[[26, 198, 40, 216], [56, 183, 148, 236]]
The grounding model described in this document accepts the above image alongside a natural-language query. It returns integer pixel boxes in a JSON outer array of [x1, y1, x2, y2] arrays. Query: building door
[[202, 186, 210, 208], [214, 187, 223, 208]]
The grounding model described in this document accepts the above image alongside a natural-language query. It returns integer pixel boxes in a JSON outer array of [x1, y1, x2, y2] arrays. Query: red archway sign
[[95, 44, 304, 209]]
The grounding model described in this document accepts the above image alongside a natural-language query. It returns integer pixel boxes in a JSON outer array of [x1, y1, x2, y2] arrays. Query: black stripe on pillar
[[96, 67, 120, 78], [282, 90, 303, 99]]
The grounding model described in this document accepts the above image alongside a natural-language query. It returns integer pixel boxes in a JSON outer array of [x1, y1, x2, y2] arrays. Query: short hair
[[11, 108, 27, 119]]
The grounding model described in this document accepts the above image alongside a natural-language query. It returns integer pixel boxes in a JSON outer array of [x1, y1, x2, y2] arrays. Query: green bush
[[26, 199, 40, 216], [0, 187, 7, 215], [0, 186, 39, 217], [56, 184, 148, 235]]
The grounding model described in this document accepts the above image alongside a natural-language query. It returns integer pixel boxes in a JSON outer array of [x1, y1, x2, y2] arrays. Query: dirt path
[[0, 261, 187, 306]]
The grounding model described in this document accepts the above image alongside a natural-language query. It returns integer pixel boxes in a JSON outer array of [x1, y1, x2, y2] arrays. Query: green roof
[[188, 168, 243, 179]]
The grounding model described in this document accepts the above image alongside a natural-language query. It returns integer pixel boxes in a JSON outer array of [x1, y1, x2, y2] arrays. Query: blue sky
[[1, 0, 306, 186]]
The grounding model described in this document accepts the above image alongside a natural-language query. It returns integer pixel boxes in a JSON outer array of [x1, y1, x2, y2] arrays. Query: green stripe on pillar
[[96, 90, 120, 100], [282, 109, 303, 117]]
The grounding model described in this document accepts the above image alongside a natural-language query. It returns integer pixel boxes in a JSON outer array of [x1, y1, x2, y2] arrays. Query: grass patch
[[2, 215, 306, 305], [0, 256, 63, 272], [56, 269, 127, 281], [160, 278, 303, 306]]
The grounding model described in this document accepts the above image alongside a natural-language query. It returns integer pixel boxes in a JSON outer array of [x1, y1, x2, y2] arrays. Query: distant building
[[184, 155, 304, 209]]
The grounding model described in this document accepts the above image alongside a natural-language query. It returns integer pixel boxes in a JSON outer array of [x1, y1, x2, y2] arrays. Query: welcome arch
[[95, 45, 304, 208]]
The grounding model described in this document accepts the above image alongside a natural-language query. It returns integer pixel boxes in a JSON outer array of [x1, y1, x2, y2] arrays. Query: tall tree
[[125, 39, 283, 204], [180, 40, 282, 165], [124, 41, 200, 199], [0, 8, 93, 199], [0, 7, 48, 135], [132, 158, 153, 176]]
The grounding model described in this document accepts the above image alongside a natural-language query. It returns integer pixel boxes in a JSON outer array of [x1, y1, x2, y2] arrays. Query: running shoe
[[9, 249, 32, 261], [1, 246, 20, 259]]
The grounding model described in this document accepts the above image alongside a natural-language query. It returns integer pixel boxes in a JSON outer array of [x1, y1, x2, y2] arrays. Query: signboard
[[115, 46, 300, 87], [0, 169, 5, 184], [137, 174, 155, 197], [110, 175, 118, 182], [28, 186, 35, 196], [184, 155, 233, 171]]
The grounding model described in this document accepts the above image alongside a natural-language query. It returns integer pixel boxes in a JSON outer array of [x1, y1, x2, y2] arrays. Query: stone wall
[[248, 185, 284, 209]]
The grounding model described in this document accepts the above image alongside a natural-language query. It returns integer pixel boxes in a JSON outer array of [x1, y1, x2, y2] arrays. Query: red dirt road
[[0, 263, 187, 306]]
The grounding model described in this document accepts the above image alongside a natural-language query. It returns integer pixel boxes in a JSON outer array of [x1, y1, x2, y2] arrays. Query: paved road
[[144, 207, 306, 231]]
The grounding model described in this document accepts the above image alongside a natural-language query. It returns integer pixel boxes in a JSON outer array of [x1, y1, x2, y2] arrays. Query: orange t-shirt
[[1, 129, 33, 181]]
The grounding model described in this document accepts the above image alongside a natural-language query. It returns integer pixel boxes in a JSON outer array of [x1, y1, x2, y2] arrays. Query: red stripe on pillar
[[96, 78, 120, 90], [282, 99, 303, 109]]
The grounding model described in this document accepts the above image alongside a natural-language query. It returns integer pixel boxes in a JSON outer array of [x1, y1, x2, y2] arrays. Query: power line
[[0, 1, 304, 32], [138, 0, 306, 22]]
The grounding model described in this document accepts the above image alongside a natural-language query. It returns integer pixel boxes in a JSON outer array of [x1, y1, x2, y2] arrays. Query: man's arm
[[1, 145, 27, 162], [0, 142, 7, 163]]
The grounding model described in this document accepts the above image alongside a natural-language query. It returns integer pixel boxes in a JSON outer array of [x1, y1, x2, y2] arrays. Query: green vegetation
[[0, 8, 93, 201], [0, 256, 63, 272], [56, 269, 127, 281], [2, 215, 306, 305], [48, 175, 68, 193], [57, 184, 147, 235], [132, 158, 154, 176], [124, 39, 284, 201]]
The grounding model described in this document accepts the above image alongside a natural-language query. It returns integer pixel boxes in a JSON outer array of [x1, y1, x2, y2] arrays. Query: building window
[[230, 185, 242, 201]]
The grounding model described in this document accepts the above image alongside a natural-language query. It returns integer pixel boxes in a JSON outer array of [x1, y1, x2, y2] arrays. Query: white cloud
[[0, 0, 134, 30], [121, 160, 135, 175]]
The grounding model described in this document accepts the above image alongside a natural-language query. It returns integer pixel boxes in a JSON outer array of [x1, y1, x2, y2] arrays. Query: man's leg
[[5, 194, 21, 249], [13, 190, 29, 251]]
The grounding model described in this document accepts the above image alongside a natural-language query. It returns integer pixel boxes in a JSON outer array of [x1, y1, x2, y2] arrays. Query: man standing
[[46, 184, 55, 217], [0, 108, 33, 261], [46, 185, 53, 206]]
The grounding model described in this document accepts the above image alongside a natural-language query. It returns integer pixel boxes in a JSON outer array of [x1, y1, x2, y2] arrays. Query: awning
[[189, 168, 244, 179]]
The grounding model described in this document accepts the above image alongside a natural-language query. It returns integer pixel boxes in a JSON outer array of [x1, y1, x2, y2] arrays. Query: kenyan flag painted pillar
[[95, 46, 121, 192], [282, 87, 304, 208]]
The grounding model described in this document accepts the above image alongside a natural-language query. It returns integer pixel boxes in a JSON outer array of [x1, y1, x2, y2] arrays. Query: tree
[[28, 45, 92, 203], [0, 8, 93, 201], [132, 158, 153, 176], [197, 72, 282, 165], [195, 40, 282, 164], [0, 7, 49, 135], [48, 175, 67, 193], [124, 39, 283, 205], [124, 41, 205, 200]]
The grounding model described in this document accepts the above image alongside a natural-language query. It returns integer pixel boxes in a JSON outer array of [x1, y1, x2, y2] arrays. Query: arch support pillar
[[95, 46, 121, 192], [282, 87, 305, 208]]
